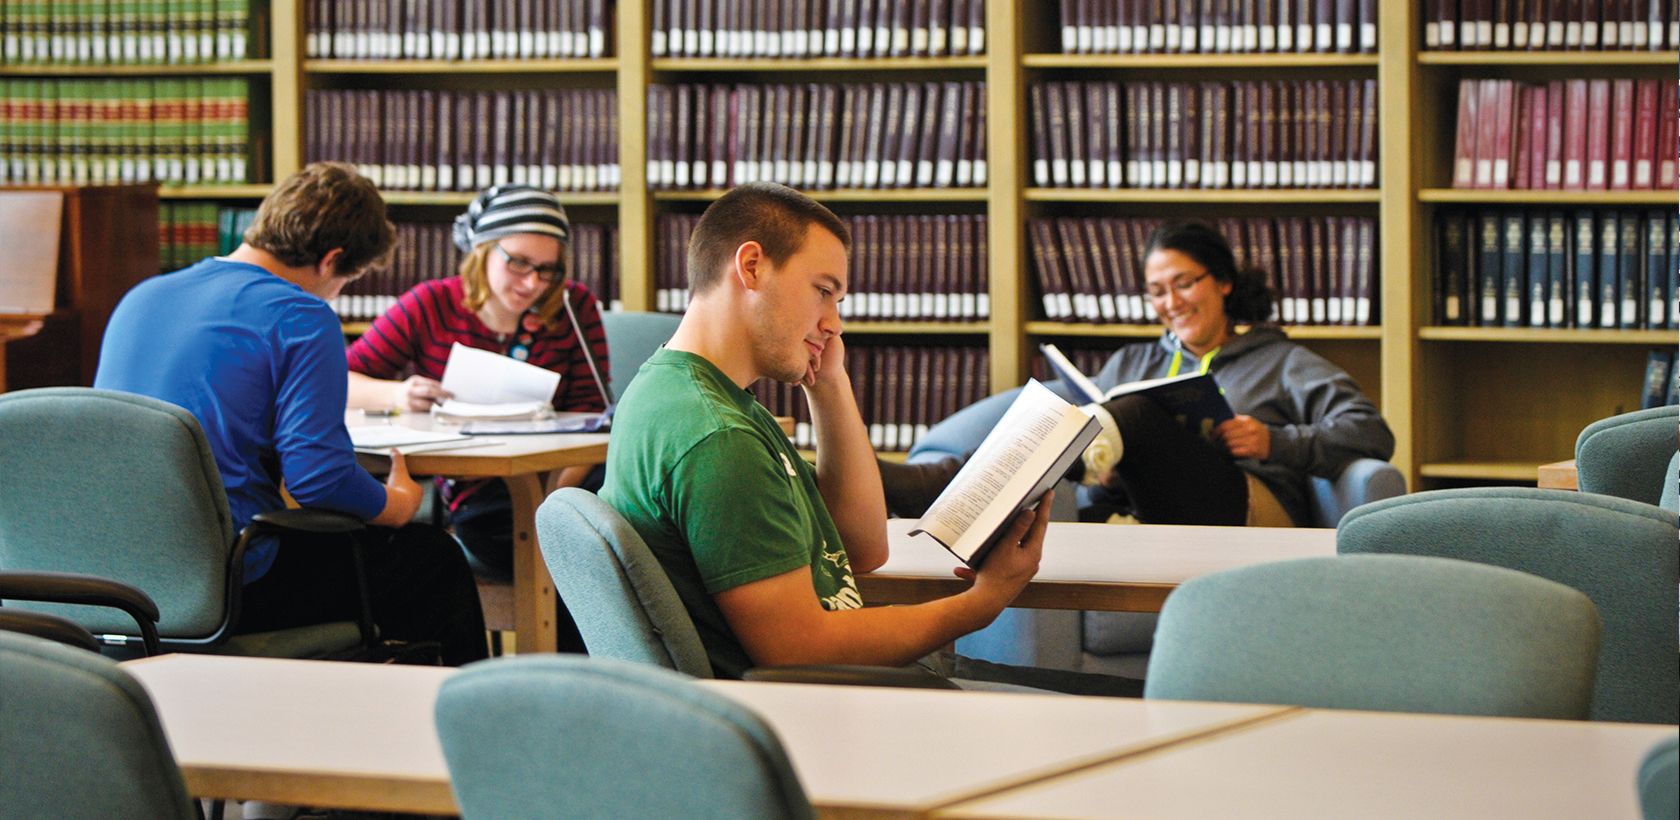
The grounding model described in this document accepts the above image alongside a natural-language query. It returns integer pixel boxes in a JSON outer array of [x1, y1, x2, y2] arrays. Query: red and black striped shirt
[[346, 276, 610, 413]]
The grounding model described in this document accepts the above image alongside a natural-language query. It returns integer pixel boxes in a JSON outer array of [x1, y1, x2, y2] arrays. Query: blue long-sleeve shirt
[[95, 258, 387, 582]]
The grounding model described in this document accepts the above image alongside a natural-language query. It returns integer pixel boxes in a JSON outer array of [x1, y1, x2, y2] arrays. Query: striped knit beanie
[[452, 184, 571, 253]]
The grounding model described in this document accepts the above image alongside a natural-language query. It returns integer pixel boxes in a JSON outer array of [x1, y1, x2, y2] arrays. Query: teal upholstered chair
[[935, 385, 1407, 676], [435, 655, 814, 820], [1144, 555, 1602, 719], [0, 387, 374, 658], [1575, 406, 1678, 509], [0, 609, 102, 653], [600, 310, 683, 400], [1640, 735, 1679, 820], [1337, 487, 1679, 724], [0, 631, 197, 818], [536, 487, 714, 676]]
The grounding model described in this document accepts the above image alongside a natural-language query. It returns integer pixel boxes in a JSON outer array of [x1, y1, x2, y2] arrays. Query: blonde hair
[[457, 239, 572, 327]]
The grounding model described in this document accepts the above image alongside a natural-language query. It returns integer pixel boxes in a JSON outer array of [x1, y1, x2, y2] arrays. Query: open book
[[1040, 343, 1235, 439], [908, 380, 1100, 568]]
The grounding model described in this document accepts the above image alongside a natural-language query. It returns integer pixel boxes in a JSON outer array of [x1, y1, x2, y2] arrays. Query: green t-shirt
[[601, 348, 861, 678]]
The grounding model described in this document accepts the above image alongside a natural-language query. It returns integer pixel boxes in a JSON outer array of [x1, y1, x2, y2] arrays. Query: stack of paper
[[436, 343, 560, 420]]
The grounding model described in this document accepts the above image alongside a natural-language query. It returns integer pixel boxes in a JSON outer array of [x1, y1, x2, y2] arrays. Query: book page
[[439, 342, 561, 405], [1038, 342, 1104, 404], [911, 380, 1097, 564], [0, 191, 63, 313]]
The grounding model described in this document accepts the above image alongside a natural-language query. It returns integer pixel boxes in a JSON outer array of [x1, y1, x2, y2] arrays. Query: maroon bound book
[[1230, 82, 1250, 187], [1181, 82, 1201, 186], [1562, 79, 1587, 189], [1632, 79, 1660, 189], [1608, 78, 1634, 189], [1065, 82, 1088, 187], [1542, 80, 1563, 188], [1657, 79, 1677, 189], [914, 82, 941, 187], [1585, 78, 1610, 190], [1511, 84, 1533, 189], [1085, 82, 1107, 186]]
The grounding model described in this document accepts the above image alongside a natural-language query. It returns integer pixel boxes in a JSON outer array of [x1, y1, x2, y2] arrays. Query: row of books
[[1030, 215, 1378, 327], [751, 344, 991, 451], [304, 0, 609, 60], [1639, 349, 1680, 409], [1424, 0, 1679, 49], [652, 212, 991, 321], [1450, 78, 1678, 191], [651, 0, 986, 58], [1434, 208, 1678, 329], [0, 78, 253, 187], [0, 0, 253, 64], [305, 88, 620, 193], [647, 81, 987, 191], [158, 202, 250, 272], [329, 220, 621, 320], [1057, 0, 1378, 54], [1030, 80, 1378, 190]]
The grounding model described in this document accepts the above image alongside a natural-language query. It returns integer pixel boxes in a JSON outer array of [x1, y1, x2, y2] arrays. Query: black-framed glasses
[[492, 242, 564, 283], [1145, 271, 1212, 303]]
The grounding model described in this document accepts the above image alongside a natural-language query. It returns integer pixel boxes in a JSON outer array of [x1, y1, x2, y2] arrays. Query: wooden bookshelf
[[33, 0, 1668, 491], [0, 61, 278, 76]]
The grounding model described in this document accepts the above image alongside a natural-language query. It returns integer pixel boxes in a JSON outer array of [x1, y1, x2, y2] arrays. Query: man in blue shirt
[[96, 162, 486, 664]]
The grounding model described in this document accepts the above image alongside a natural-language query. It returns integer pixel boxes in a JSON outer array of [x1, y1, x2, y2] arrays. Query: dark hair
[[1143, 220, 1276, 324], [244, 162, 396, 278], [686, 183, 852, 294]]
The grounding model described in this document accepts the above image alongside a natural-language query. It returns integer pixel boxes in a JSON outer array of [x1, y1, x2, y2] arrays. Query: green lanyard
[[1168, 346, 1220, 377]]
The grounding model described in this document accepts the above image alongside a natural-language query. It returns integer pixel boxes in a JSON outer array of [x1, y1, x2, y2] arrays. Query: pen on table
[[363, 408, 401, 418]]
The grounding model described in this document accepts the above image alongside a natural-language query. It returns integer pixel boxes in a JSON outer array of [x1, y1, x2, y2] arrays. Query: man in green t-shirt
[[602, 183, 1069, 684]]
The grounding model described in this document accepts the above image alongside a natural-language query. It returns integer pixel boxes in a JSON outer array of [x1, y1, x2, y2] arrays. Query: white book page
[[439, 342, 560, 405], [1039, 342, 1103, 404], [0, 191, 63, 312], [911, 381, 1094, 563], [348, 426, 494, 454], [433, 399, 551, 420]]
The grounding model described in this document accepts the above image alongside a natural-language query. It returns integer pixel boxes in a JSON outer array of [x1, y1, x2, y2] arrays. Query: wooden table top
[[858, 518, 1338, 611], [940, 708, 1679, 819]]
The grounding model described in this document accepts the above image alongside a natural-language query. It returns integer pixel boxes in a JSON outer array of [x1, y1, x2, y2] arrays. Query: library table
[[858, 518, 1337, 611], [1537, 459, 1580, 490], [124, 653, 1294, 817], [938, 708, 1679, 819], [350, 411, 608, 653]]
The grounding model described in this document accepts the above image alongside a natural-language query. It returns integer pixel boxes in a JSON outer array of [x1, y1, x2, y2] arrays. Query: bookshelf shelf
[[304, 59, 621, 74], [842, 321, 991, 335], [1418, 461, 1544, 481], [1419, 327, 1679, 344], [158, 184, 277, 200], [1418, 188, 1676, 205], [1023, 53, 1380, 69], [0, 61, 277, 77], [654, 188, 989, 202], [651, 56, 989, 72], [380, 191, 621, 206], [1417, 51, 1680, 66], [1027, 322, 1383, 339], [341, 322, 371, 336], [1026, 188, 1383, 203]]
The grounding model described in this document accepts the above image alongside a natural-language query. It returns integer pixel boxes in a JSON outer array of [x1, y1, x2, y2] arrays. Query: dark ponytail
[[1142, 220, 1277, 325]]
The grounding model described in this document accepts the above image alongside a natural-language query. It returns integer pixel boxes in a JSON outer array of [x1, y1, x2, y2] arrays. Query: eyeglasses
[[1145, 271, 1211, 303], [492, 242, 564, 283]]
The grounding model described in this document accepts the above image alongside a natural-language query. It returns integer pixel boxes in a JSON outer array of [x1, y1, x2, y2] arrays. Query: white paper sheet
[[439, 342, 560, 405], [0, 191, 63, 313]]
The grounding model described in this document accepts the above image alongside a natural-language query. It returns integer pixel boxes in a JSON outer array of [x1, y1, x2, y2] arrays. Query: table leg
[[506, 472, 557, 653]]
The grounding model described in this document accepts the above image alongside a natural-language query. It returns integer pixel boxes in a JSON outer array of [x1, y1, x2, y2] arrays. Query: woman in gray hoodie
[[1079, 220, 1394, 527]]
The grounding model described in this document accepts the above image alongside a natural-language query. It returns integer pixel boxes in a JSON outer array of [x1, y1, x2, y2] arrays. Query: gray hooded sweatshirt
[[1091, 326, 1395, 526]]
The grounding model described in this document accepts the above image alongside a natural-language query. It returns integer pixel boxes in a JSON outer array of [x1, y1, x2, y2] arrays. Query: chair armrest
[[0, 609, 102, 653], [742, 664, 962, 690], [0, 570, 162, 654], [249, 508, 367, 535]]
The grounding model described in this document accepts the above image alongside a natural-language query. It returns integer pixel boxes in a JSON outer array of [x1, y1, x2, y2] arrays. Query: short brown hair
[[685, 183, 851, 294], [244, 162, 396, 277], [457, 238, 573, 327]]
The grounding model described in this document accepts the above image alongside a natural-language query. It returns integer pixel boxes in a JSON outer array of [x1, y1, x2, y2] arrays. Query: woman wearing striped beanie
[[346, 185, 611, 651]]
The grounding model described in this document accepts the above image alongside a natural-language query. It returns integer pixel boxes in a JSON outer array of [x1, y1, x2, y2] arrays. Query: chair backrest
[[1145, 555, 1602, 720], [1640, 735, 1679, 820], [1337, 487, 1679, 724], [436, 655, 814, 820], [1575, 405, 1678, 507], [535, 488, 713, 676], [1661, 451, 1679, 513], [0, 387, 234, 639], [600, 310, 682, 399], [1306, 457, 1407, 527], [0, 631, 197, 818]]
